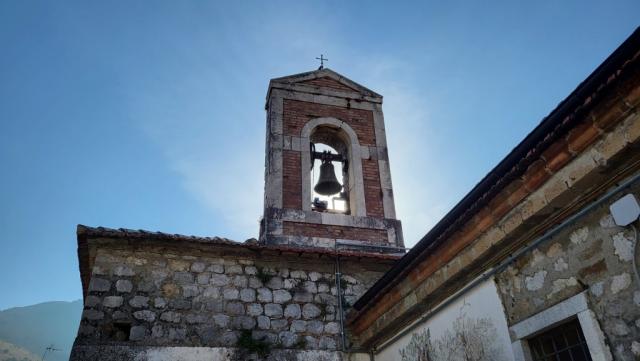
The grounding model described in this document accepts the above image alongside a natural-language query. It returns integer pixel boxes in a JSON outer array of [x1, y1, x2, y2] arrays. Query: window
[[528, 318, 592, 361]]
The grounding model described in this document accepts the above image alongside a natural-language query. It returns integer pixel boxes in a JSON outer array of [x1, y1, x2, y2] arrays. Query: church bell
[[314, 159, 342, 196]]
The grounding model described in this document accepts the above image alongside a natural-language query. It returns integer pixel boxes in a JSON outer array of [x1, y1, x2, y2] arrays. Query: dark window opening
[[528, 318, 592, 361]]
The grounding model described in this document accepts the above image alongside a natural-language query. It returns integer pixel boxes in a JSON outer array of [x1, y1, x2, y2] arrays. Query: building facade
[[71, 28, 640, 361], [347, 27, 640, 361]]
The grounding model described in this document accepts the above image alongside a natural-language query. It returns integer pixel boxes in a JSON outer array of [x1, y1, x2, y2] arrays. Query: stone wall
[[72, 240, 391, 360], [495, 180, 640, 360]]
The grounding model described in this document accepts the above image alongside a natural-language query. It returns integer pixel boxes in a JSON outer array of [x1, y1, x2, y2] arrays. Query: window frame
[[509, 292, 612, 361]]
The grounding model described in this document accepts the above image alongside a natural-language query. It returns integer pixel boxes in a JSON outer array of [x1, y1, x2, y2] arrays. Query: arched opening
[[310, 142, 349, 213], [301, 118, 366, 217]]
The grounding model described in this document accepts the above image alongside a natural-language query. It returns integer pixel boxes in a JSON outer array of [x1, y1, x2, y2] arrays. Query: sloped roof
[[268, 67, 382, 99]]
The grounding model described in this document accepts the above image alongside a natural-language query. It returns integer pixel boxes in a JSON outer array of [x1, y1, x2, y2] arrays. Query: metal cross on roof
[[316, 54, 328, 70]]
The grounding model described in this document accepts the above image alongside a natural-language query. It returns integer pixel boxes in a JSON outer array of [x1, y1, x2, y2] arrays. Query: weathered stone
[[525, 270, 546, 291], [319, 336, 337, 350], [213, 314, 230, 328], [249, 277, 263, 288], [221, 331, 238, 346], [133, 310, 156, 322], [113, 265, 135, 276], [88, 278, 110, 292], [569, 227, 588, 244], [246, 303, 263, 316], [309, 271, 322, 282], [185, 313, 208, 324], [634, 291, 640, 306], [303, 281, 318, 293], [151, 269, 168, 284], [82, 309, 104, 320], [129, 326, 146, 341], [284, 279, 298, 289], [232, 275, 248, 288], [173, 271, 194, 284], [293, 291, 313, 303], [84, 296, 101, 307], [103, 296, 123, 308], [160, 311, 181, 323], [553, 258, 568, 272], [226, 265, 243, 274], [324, 322, 340, 334], [278, 268, 290, 278], [223, 288, 239, 300], [151, 324, 164, 338], [342, 275, 357, 284], [190, 262, 206, 272], [284, 303, 301, 319], [210, 274, 229, 286], [170, 299, 191, 310], [226, 301, 244, 315], [203, 286, 220, 299], [590, 282, 604, 297], [307, 320, 324, 334], [290, 270, 307, 279], [112, 311, 128, 320], [168, 327, 187, 340], [206, 300, 223, 312], [180, 285, 197, 298], [126, 296, 146, 309], [270, 318, 288, 331], [196, 326, 216, 343], [302, 303, 322, 319], [115, 280, 133, 293], [612, 232, 634, 262], [304, 335, 319, 349], [208, 264, 224, 274], [273, 289, 292, 304], [290, 320, 307, 332], [317, 283, 330, 293], [546, 243, 563, 258], [137, 281, 157, 293], [257, 315, 270, 330], [196, 273, 210, 285], [548, 278, 578, 298], [244, 266, 257, 275], [168, 259, 190, 271], [611, 273, 631, 294], [265, 303, 283, 318], [609, 320, 630, 336], [279, 331, 298, 347], [257, 288, 273, 302], [267, 277, 284, 289], [233, 316, 256, 330], [240, 288, 256, 302]]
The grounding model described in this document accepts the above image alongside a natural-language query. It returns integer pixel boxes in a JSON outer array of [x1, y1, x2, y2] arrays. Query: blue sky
[[0, 1, 637, 310]]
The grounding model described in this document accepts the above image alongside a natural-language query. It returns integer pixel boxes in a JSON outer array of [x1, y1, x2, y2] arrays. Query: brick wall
[[282, 99, 376, 146], [283, 222, 388, 244], [282, 150, 302, 209], [362, 159, 384, 218]]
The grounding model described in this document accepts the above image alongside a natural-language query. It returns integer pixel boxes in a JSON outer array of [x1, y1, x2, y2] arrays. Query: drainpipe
[[335, 242, 347, 351]]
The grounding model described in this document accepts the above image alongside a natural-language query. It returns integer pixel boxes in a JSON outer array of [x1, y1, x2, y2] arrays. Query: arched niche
[[301, 117, 366, 217]]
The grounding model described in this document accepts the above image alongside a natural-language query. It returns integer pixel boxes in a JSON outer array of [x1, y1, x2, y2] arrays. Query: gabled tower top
[[261, 68, 403, 253]]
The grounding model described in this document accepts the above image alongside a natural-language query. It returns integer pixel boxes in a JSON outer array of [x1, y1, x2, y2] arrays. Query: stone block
[[246, 303, 263, 316], [84, 296, 101, 308], [257, 288, 273, 302], [160, 311, 181, 323], [265, 303, 283, 318], [240, 288, 256, 302], [173, 272, 194, 285], [302, 303, 321, 319], [196, 273, 210, 285], [307, 320, 324, 335], [88, 278, 110, 292], [226, 302, 244, 315], [223, 288, 239, 300], [129, 326, 146, 341], [273, 289, 292, 303], [115, 280, 133, 293], [190, 262, 206, 273], [103, 296, 123, 308], [257, 315, 270, 330], [284, 303, 301, 319], [82, 309, 104, 321], [133, 310, 156, 322], [129, 296, 149, 308], [225, 265, 243, 274], [213, 314, 230, 328], [290, 320, 307, 332], [210, 274, 229, 286], [113, 265, 135, 277]]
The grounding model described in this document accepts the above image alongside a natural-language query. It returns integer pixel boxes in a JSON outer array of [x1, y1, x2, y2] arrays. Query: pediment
[[269, 68, 382, 98]]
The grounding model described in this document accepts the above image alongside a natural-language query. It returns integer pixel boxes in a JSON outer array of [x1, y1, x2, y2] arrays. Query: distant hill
[[0, 340, 40, 361], [0, 300, 83, 361]]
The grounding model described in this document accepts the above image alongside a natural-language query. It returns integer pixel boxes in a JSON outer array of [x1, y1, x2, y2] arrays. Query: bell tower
[[260, 68, 404, 252]]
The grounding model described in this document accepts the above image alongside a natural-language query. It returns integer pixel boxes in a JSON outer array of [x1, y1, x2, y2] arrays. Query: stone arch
[[300, 117, 366, 216]]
